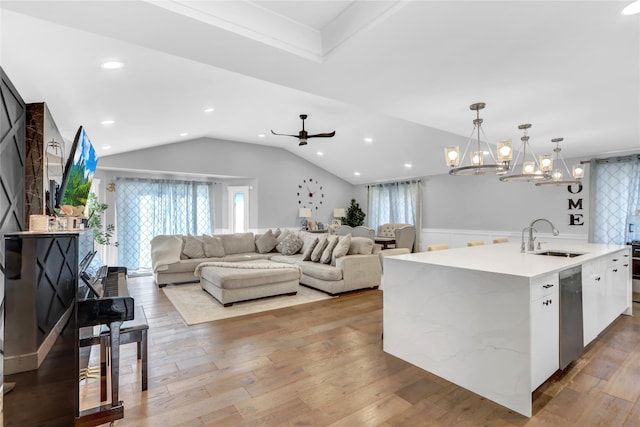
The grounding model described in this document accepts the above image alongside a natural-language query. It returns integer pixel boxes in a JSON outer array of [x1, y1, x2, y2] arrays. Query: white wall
[[95, 137, 358, 231], [355, 157, 590, 250]]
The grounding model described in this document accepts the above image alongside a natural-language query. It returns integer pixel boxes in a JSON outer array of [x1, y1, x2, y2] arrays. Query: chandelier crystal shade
[[499, 124, 550, 182], [444, 103, 512, 176], [535, 138, 584, 186]]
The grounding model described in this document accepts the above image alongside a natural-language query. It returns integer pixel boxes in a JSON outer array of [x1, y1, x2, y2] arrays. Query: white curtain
[[116, 178, 215, 270], [367, 180, 422, 249], [588, 156, 640, 244]]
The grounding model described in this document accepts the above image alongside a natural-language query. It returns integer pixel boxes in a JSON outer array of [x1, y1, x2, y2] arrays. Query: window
[[589, 156, 640, 244], [367, 180, 422, 249], [115, 178, 214, 270], [228, 186, 249, 233]]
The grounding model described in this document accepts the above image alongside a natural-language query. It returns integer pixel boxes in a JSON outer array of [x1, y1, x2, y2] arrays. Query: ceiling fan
[[271, 114, 335, 146]]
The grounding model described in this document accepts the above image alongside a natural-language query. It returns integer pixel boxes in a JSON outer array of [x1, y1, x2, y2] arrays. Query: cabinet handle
[[624, 254, 629, 257], [613, 269, 618, 273], [624, 264, 629, 267], [543, 299, 553, 306], [595, 276, 601, 281], [543, 284, 555, 288], [612, 258, 619, 262]]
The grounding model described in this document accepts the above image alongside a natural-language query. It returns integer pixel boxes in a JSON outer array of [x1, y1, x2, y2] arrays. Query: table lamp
[[299, 207, 312, 230]]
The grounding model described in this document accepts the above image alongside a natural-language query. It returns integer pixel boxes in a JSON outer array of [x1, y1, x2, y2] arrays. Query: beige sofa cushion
[[298, 261, 343, 281], [310, 236, 328, 262], [331, 234, 351, 266], [301, 236, 319, 261], [347, 237, 374, 255], [270, 254, 304, 264], [203, 235, 225, 258], [255, 229, 277, 254], [321, 235, 339, 264], [182, 235, 205, 259], [220, 232, 255, 255]]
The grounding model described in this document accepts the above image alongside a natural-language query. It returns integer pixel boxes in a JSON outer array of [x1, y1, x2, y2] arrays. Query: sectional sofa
[[150, 230, 383, 295]]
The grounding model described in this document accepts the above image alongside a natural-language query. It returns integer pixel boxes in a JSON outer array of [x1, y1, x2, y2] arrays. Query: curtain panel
[[588, 156, 640, 244], [116, 178, 215, 270], [367, 180, 422, 250]]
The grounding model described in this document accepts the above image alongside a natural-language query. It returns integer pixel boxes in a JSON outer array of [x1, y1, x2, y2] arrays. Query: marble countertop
[[387, 241, 630, 278]]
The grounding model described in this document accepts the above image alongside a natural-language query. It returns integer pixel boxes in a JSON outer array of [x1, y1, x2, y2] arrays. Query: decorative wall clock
[[297, 178, 324, 210]]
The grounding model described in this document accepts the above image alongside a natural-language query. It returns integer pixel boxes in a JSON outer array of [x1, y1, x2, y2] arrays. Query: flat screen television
[[56, 126, 99, 210]]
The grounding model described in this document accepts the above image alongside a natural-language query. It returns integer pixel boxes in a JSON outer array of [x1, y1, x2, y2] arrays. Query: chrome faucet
[[521, 227, 536, 253], [527, 218, 559, 251]]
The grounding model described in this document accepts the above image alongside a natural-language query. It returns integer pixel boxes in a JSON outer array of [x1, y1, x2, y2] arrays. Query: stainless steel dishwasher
[[559, 265, 583, 369]]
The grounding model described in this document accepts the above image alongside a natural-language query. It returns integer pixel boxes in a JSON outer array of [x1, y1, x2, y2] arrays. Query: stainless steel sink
[[534, 250, 584, 258]]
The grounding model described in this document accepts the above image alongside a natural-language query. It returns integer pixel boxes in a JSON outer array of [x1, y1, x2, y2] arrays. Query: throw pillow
[[273, 227, 282, 238], [300, 233, 318, 254], [320, 235, 339, 264], [255, 229, 277, 254], [331, 234, 352, 265], [182, 235, 205, 259], [276, 233, 303, 256], [202, 235, 225, 258], [310, 236, 328, 262], [347, 237, 374, 255], [297, 231, 310, 253], [276, 229, 291, 245], [301, 237, 319, 261]]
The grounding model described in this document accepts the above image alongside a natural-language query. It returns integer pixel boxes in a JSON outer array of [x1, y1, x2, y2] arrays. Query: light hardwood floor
[[82, 277, 640, 426]]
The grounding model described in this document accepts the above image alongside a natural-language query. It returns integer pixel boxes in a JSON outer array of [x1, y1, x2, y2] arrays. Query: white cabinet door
[[531, 274, 559, 391], [605, 250, 630, 325], [582, 258, 603, 345]]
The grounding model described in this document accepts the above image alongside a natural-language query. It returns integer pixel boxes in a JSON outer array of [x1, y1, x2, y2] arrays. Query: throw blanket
[[194, 261, 301, 277], [151, 235, 183, 272]]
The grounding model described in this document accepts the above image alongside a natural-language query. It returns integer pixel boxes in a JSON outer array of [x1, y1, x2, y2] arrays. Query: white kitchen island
[[383, 242, 632, 417]]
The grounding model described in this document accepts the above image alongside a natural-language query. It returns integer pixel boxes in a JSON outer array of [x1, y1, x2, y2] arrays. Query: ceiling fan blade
[[307, 131, 336, 138], [270, 130, 299, 138]]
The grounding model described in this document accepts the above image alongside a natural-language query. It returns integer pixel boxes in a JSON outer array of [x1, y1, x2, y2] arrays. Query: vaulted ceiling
[[1, 1, 638, 184]]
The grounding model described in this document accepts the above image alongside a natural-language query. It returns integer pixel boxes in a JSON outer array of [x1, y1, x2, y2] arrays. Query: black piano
[[3, 232, 133, 427], [77, 252, 134, 426]]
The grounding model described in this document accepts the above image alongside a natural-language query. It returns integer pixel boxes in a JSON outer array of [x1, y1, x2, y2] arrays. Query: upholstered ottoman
[[196, 260, 301, 307]]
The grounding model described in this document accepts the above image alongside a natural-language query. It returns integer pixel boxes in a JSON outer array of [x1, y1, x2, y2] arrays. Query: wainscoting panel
[[421, 228, 588, 251], [0, 66, 26, 409]]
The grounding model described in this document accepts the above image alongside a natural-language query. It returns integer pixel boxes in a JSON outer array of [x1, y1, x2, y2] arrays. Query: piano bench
[[100, 305, 149, 400]]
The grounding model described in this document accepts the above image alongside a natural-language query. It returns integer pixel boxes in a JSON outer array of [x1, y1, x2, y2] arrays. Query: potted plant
[[344, 198, 366, 227], [86, 192, 118, 246]]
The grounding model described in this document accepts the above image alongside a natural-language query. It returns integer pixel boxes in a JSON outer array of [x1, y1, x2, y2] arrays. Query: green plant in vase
[[86, 192, 118, 247]]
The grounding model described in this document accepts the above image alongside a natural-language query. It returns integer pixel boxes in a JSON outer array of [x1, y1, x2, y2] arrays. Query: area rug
[[162, 283, 335, 325]]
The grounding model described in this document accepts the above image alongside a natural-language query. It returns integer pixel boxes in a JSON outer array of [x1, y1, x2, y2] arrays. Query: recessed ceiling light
[[203, 107, 215, 113], [258, 134, 265, 138], [622, 0, 640, 15], [364, 137, 373, 143], [317, 151, 324, 156], [100, 61, 123, 70], [354, 171, 361, 176], [404, 163, 412, 168], [102, 145, 111, 150], [101, 120, 115, 125], [180, 132, 189, 137]]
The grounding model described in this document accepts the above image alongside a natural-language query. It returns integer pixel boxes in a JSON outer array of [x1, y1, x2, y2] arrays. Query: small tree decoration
[[86, 193, 118, 247], [344, 198, 366, 227]]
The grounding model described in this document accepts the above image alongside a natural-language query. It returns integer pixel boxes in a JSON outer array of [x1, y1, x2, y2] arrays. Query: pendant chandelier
[[499, 123, 551, 182], [444, 102, 512, 176], [535, 138, 585, 186]]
